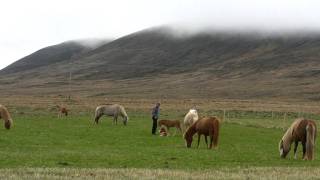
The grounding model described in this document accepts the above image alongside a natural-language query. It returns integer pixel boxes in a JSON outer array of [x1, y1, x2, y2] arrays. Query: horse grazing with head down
[[183, 109, 199, 133], [56, 105, 68, 118], [279, 118, 317, 160], [184, 117, 220, 149], [0, 104, 13, 129], [94, 104, 128, 125]]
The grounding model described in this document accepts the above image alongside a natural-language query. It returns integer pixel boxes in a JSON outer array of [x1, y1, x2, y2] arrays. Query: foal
[[158, 119, 182, 136]]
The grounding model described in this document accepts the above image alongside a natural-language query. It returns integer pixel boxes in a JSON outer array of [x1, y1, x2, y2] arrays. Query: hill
[[1, 27, 320, 101]]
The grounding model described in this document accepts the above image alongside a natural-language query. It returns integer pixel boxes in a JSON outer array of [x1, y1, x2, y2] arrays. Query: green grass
[[0, 111, 319, 170]]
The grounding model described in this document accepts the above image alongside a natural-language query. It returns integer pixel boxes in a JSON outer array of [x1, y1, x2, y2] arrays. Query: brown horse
[[0, 104, 13, 129], [57, 105, 68, 118], [279, 118, 317, 160], [184, 117, 220, 149], [158, 119, 182, 136]]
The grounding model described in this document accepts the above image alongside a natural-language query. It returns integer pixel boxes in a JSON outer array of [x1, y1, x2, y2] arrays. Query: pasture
[[1, 105, 320, 179]]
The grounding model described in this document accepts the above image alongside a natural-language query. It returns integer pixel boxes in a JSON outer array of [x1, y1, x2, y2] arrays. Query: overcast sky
[[0, 0, 320, 70]]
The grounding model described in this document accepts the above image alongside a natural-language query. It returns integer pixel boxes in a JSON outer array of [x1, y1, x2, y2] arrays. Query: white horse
[[183, 109, 199, 133], [94, 104, 128, 125]]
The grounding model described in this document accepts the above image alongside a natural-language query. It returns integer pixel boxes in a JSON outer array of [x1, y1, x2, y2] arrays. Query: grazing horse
[[183, 109, 199, 133], [279, 118, 317, 160], [56, 105, 68, 118], [94, 104, 128, 125], [158, 119, 182, 136], [184, 117, 220, 149], [0, 104, 13, 129]]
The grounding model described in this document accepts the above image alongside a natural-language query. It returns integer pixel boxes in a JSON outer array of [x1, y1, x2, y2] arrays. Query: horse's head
[[184, 133, 193, 148], [279, 139, 290, 158], [123, 116, 128, 126], [4, 119, 12, 129]]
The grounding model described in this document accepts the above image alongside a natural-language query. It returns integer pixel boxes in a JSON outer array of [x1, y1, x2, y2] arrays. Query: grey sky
[[1, 0, 319, 70]]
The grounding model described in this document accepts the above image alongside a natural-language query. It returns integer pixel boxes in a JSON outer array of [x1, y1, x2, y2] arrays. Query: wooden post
[[283, 112, 287, 130], [223, 109, 226, 122]]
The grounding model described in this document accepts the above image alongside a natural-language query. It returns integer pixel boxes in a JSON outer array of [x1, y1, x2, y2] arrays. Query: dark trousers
[[152, 116, 158, 134]]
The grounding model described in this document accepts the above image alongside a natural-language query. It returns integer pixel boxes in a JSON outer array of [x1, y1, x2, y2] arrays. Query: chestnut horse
[[0, 104, 13, 129], [279, 118, 317, 160], [184, 117, 220, 149], [56, 105, 68, 118]]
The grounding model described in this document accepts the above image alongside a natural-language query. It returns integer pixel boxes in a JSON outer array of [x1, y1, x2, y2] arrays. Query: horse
[[94, 104, 128, 125], [0, 104, 13, 129], [158, 119, 182, 136], [182, 109, 199, 133], [159, 126, 168, 137], [279, 118, 317, 160], [184, 117, 220, 149], [56, 105, 68, 118]]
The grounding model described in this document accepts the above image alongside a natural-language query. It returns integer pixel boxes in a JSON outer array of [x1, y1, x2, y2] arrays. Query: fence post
[[283, 112, 287, 130]]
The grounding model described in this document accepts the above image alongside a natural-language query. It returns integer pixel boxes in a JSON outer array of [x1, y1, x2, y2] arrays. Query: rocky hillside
[[1, 27, 320, 101]]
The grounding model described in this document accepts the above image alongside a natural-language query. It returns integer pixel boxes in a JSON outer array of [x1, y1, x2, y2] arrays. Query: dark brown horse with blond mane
[[279, 118, 317, 160], [184, 117, 220, 149], [0, 104, 13, 129]]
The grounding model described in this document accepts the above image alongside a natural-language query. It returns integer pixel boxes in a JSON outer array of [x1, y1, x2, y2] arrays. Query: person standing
[[151, 102, 160, 135]]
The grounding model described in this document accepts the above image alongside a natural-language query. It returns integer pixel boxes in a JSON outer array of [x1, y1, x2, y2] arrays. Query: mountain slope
[[1, 27, 320, 101]]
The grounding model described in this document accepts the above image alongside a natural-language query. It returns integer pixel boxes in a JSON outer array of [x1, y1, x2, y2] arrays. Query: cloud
[[1, 0, 320, 70]]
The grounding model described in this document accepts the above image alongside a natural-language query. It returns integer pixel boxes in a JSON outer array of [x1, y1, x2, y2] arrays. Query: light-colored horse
[[0, 104, 13, 129], [279, 118, 317, 160], [94, 104, 128, 125], [182, 109, 199, 133]]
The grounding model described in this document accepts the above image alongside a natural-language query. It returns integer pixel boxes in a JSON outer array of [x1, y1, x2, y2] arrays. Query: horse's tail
[[212, 118, 220, 148], [305, 122, 316, 160], [94, 106, 102, 124]]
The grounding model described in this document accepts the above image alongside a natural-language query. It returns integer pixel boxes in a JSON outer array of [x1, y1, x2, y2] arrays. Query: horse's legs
[[293, 141, 299, 159], [112, 115, 116, 125], [94, 114, 102, 124], [302, 141, 307, 159], [197, 134, 201, 148], [209, 136, 214, 149], [204, 136, 208, 148]]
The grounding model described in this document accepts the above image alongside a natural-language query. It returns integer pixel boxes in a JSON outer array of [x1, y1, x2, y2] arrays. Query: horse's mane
[[0, 105, 12, 121], [281, 118, 303, 148], [119, 105, 128, 118], [184, 121, 197, 138]]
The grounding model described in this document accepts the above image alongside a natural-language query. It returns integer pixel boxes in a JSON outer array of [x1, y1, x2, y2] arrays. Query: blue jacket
[[152, 106, 160, 118]]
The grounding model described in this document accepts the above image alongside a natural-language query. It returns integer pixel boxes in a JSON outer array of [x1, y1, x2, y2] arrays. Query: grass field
[[1, 109, 320, 179]]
